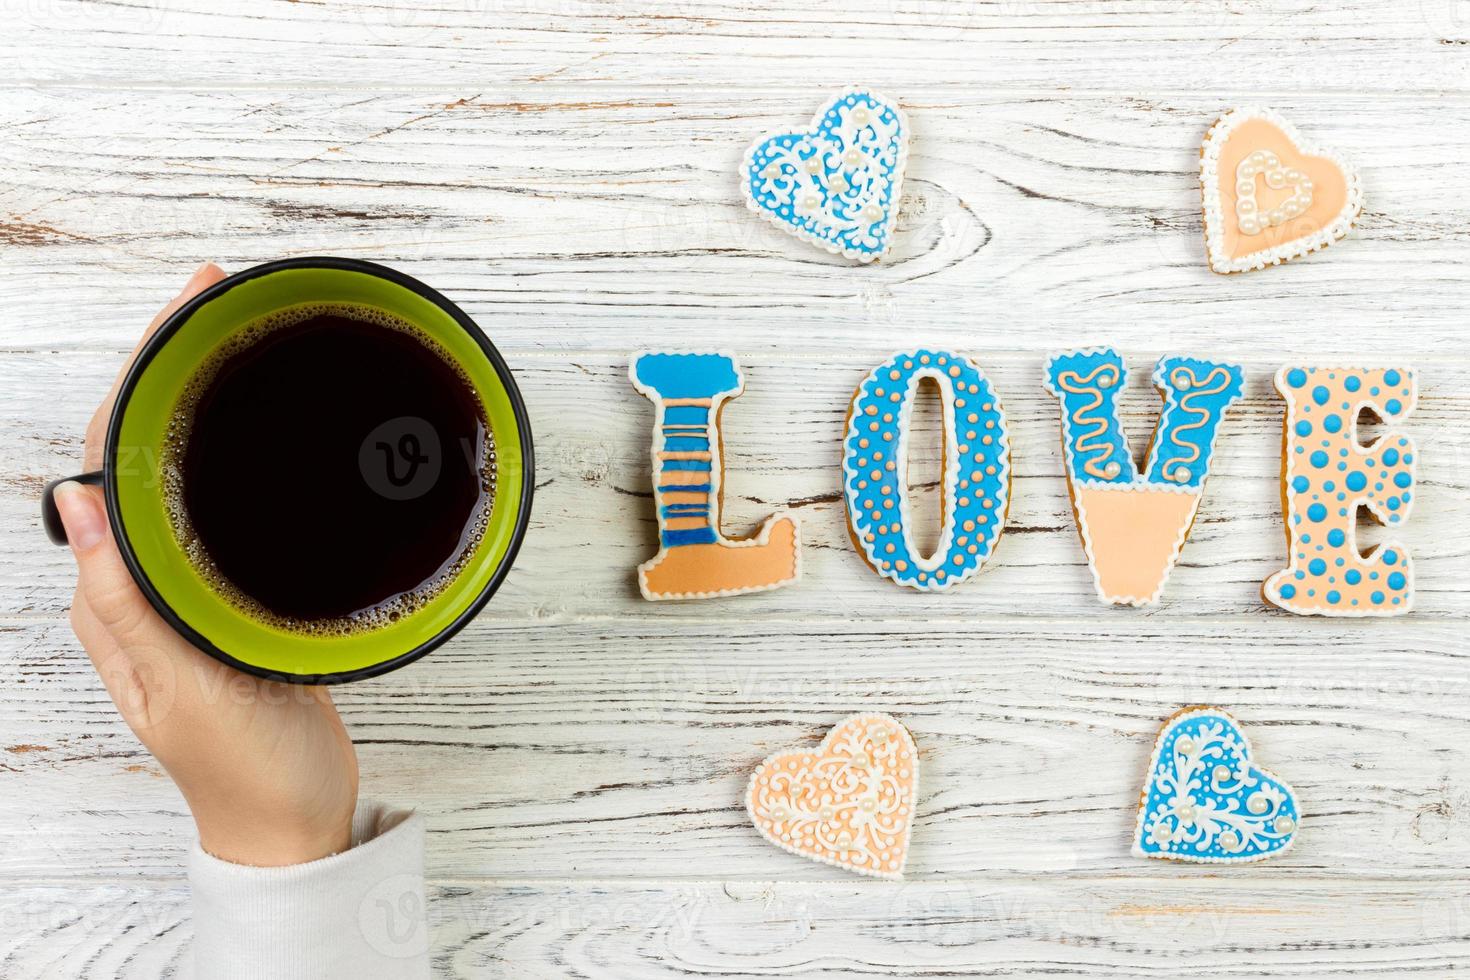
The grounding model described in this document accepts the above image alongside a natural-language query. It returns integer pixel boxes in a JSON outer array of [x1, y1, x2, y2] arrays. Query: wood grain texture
[[5, 0, 1470, 974], [6, 618, 1470, 883], [2, 90, 1470, 357], [6, 878, 1470, 978], [4, 0, 1470, 93]]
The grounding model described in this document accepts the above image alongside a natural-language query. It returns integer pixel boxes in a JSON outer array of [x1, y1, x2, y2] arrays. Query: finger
[[69, 587, 186, 738], [53, 480, 161, 643], [85, 262, 228, 470]]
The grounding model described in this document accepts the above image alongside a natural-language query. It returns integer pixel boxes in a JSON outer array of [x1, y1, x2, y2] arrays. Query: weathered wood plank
[[3, 618, 1469, 880], [5, 350, 1466, 621], [4, 878, 1470, 978], [4, 0, 1469, 94], [2, 91, 1470, 355]]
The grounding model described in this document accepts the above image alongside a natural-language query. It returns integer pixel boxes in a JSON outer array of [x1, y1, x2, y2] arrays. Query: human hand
[[51, 263, 360, 867]]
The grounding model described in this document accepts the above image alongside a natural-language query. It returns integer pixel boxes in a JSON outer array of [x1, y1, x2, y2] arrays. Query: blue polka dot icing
[[1265, 366, 1416, 617], [1133, 708, 1301, 864], [1043, 348, 1244, 606], [843, 350, 1010, 590], [742, 89, 908, 263]]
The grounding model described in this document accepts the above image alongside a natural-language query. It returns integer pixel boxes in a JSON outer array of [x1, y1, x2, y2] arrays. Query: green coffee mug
[[41, 258, 534, 684]]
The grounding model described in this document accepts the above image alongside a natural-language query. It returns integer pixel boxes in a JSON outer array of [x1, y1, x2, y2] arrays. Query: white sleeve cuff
[[187, 802, 429, 980]]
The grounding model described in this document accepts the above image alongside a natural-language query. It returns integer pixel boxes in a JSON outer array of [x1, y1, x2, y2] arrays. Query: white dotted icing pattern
[[1133, 708, 1301, 865], [1234, 149, 1313, 236], [1200, 107, 1362, 274], [747, 714, 918, 879], [741, 88, 908, 262]]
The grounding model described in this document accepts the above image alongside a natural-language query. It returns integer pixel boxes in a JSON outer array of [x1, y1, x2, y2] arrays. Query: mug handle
[[41, 471, 105, 546]]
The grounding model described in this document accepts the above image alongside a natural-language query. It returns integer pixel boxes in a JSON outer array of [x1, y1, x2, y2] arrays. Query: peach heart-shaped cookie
[[746, 713, 918, 879], [1200, 108, 1362, 274]]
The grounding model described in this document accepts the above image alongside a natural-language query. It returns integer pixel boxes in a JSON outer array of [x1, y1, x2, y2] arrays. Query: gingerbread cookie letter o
[[630, 351, 800, 600], [1264, 366, 1416, 617], [842, 350, 1011, 591], [1044, 348, 1245, 606]]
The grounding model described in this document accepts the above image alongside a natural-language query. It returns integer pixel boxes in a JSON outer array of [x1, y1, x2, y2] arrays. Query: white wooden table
[[3, 1, 1470, 975]]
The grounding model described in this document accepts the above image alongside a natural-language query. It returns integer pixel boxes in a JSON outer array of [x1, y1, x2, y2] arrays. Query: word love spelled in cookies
[[627, 351, 1418, 615]]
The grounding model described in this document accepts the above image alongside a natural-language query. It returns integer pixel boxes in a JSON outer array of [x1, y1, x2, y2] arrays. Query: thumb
[[53, 480, 156, 641]]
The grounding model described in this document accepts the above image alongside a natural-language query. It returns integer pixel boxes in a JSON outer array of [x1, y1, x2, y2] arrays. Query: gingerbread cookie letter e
[[1044, 348, 1244, 606], [742, 88, 908, 262], [1134, 707, 1300, 864], [1201, 108, 1362, 273], [629, 351, 799, 600], [1264, 367, 1416, 617], [842, 350, 1011, 591], [747, 714, 918, 879]]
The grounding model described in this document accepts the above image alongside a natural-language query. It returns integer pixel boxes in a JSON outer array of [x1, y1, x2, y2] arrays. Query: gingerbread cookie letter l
[[629, 351, 799, 600], [1201, 108, 1362, 273], [742, 88, 908, 262], [1264, 367, 1416, 617], [842, 350, 1011, 591], [1044, 348, 1245, 606], [747, 714, 918, 879]]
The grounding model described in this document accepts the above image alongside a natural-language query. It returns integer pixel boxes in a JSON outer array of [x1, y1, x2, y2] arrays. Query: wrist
[[194, 805, 356, 867]]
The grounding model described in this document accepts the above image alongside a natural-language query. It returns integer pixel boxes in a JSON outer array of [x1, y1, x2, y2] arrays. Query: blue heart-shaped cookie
[[741, 88, 908, 263], [1133, 707, 1301, 864]]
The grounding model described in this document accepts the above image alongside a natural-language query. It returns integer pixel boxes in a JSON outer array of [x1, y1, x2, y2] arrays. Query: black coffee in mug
[[166, 304, 496, 634]]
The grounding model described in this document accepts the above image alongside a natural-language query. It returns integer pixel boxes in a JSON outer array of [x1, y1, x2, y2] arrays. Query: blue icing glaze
[[1134, 710, 1300, 864], [1147, 356, 1247, 488], [630, 351, 740, 551], [1312, 385, 1331, 406], [1043, 348, 1134, 484], [843, 350, 1010, 591], [1286, 369, 1308, 388], [633, 352, 740, 400], [742, 90, 907, 261], [1292, 476, 1310, 493], [1042, 348, 1243, 491]]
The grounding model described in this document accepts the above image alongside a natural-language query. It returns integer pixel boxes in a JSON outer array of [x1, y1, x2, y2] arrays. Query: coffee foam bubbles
[[161, 302, 498, 639]]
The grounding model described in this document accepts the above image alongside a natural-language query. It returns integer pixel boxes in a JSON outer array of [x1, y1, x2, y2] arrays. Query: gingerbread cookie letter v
[[1264, 367, 1416, 616], [629, 351, 799, 600], [1045, 348, 1245, 606], [842, 350, 1011, 591]]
